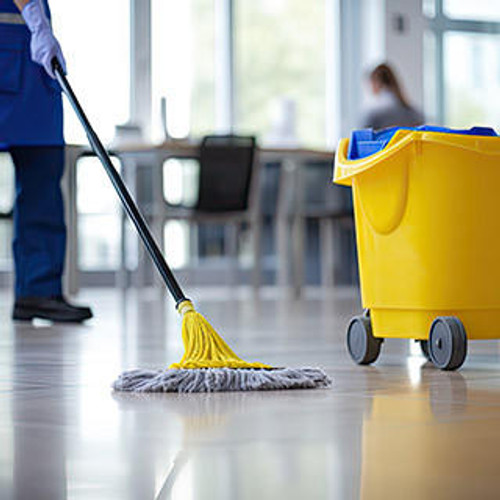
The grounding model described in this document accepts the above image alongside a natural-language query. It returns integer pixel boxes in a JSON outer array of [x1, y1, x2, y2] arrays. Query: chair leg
[[188, 221, 198, 287], [319, 218, 335, 288], [276, 158, 296, 292], [291, 214, 305, 299], [251, 215, 262, 291], [290, 158, 305, 299], [276, 213, 289, 289], [63, 149, 79, 295], [117, 208, 128, 289], [224, 222, 239, 287], [133, 165, 148, 288]]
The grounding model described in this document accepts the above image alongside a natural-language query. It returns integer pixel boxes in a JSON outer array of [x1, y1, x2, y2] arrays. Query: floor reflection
[[358, 367, 500, 499], [11, 324, 68, 500], [2, 288, 500, 499], [113, 389, 367, 499]]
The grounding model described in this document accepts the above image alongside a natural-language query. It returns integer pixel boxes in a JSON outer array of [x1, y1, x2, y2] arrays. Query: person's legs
[[11, 146, 66, 298], [10, 146, 92, 322]]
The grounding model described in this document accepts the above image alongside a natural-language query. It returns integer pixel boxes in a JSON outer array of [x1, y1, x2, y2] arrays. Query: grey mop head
[[112, 367, 331, 393]]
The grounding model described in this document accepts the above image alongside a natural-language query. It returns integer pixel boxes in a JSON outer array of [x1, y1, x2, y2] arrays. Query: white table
[[64, 141, 335, 297]]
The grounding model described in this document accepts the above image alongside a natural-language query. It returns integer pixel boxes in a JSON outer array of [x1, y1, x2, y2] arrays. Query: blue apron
[[0, 0, 66, 298], [0, 0, 63, 147]]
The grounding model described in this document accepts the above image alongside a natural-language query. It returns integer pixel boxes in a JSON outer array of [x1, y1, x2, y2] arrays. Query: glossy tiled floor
[[1, 286, 500, 499]]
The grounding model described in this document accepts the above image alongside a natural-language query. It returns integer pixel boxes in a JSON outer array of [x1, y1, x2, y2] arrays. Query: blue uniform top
[[0, 0, 20, 13], [0, 0, 63, 147]]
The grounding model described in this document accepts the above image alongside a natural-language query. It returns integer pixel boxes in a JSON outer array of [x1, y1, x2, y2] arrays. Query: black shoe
[[13, 296, 93, 323]]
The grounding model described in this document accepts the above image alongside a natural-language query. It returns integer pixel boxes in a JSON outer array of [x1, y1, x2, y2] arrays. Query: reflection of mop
[[54, 59, 331, 393], [153, 401, 226, 500], [114, 392, 271, 499], [154, 451, 189, 500]]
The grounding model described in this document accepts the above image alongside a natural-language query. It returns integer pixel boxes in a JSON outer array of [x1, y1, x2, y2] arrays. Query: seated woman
[[361, 63, 424, 130]]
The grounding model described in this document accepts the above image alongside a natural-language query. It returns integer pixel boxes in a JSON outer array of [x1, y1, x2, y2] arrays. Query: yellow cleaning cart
[[335, 126, 500, 370]]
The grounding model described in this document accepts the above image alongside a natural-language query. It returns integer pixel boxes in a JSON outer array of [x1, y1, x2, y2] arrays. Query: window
[[151, 0, 216, 141], [76, 156, 122, 271], [234, 0, 327, 148], [425, 0, 500, 128], [45, 0, 340, 283], [50, 0, 130, 145], [50, 1, 129, 277], [444, 33, 500, 128], [161, 158, 199, 269], [151, 0, 334, 147], [443, 0, 500, 22], [163, 222, 190, 269], [163, 159, 199, 207]]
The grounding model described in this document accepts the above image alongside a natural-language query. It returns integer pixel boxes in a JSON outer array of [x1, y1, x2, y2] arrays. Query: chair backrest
[[196, 135, 257, 212], [301, 160, 352, 215]]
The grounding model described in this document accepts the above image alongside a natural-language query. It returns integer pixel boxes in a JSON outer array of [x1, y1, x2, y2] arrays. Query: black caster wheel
[[428, 317, 467, 371], [347, 315, 382, 365], [420, 340, 431, 360]]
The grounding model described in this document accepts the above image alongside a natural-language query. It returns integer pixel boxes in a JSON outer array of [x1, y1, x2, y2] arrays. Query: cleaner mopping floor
[[53, 59, 330, 393]]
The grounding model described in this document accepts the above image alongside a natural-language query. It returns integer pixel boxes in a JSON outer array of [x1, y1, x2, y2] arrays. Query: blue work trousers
[[11, 146, 66, 298]]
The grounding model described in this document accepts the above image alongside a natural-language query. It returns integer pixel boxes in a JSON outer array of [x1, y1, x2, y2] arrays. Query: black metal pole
[[53, 59, 187, 306]]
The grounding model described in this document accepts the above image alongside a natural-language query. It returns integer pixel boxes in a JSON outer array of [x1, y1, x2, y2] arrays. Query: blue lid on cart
[[347, 125, 498, 161]]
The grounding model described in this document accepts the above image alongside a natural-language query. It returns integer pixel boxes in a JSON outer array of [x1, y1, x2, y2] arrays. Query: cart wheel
[[347, 316, 382, 365], [420, 340, 430, 360], [428, 317, 467, 371]]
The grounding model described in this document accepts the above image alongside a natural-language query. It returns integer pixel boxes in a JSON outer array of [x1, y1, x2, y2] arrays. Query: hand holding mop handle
[[52, 58, 188, 307]]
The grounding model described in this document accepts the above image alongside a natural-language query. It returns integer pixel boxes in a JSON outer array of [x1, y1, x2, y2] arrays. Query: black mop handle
[[52, 58, 188, 306]]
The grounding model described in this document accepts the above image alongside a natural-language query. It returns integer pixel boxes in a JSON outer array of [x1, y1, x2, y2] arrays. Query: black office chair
[[161, 135, 262, 288], [195, 135, 257, 212]]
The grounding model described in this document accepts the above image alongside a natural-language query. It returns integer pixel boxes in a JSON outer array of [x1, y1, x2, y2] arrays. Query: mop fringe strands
[[112, 300, 332, 393], [112, 366, 331, 393], [53, 59, 330, 394], [171, 300, 271, 370]]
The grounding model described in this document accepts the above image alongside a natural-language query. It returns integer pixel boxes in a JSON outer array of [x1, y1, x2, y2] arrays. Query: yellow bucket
[[335, 129, 500, 342]]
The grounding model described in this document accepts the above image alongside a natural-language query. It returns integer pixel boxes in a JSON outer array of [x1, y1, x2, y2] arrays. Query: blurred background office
[[0, 0, 498, 297], [3, 2, 500, 499]]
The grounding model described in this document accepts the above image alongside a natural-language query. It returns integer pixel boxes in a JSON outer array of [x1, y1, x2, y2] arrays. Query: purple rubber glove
[[21, 0, 66, 79]]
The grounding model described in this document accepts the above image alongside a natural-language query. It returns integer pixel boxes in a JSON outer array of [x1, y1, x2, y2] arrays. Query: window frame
[[425, 0, 500, 125]]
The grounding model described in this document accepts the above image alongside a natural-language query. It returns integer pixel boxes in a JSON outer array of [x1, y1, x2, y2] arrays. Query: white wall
[[384, 0, 425, 109], [361, 0, 385, 69]]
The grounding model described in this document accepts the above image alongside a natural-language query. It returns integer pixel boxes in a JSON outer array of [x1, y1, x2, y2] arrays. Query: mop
[[53, 59, 331, 393]]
